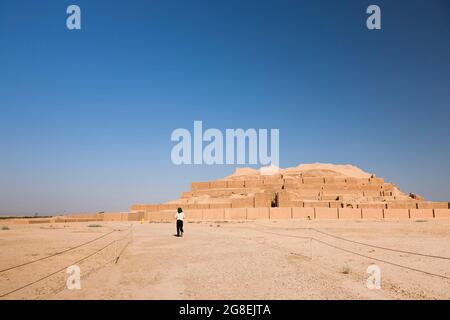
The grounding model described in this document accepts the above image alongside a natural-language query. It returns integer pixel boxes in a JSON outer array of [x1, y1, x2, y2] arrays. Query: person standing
[[175, 207, 185, 237]]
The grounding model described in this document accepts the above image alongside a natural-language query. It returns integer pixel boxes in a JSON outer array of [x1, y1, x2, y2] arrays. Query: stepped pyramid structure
[[6, 163, 448, 225], [131, 163, 449, 220]]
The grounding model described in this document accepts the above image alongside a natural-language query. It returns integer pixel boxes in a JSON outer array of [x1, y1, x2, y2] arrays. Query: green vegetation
[[88, 224, 102, 228], [0, 215, 52, 220], [342, 266, 351, 274]]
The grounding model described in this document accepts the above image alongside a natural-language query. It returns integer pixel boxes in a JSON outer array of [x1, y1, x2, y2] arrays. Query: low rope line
[[252, 223, 450, 260], [0, 230, 116, 274], [114, 230, 132, 264], [312, 236, 450, 281], [43, 227, 133, 298], [0, 228, 132, 298], [248, 228, 450, 281], [309, 228, 450, 260]]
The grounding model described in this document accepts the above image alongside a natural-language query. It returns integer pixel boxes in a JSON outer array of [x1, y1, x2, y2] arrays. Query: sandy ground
[[1, 219, 450, 299]]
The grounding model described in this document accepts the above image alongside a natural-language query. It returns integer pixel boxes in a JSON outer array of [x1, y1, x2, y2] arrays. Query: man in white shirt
[[175, 207, 185, 237]]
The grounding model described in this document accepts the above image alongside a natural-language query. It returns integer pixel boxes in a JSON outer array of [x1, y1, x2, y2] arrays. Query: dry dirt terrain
[[1, 219, 450, 299]]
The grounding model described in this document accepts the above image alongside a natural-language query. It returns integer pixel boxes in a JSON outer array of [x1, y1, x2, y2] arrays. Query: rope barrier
[[0, 227, 133, 298], [0, 229, 117, 273], [309, 227, 450, 260], [248, 227, 450, 281], [114, 225, 133, 264], [252, 223, 450, 260], [3, 222, 447, 298]]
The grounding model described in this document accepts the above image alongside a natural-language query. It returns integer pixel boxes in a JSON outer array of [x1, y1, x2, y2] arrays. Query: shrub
[[88, 224, 102, 228]]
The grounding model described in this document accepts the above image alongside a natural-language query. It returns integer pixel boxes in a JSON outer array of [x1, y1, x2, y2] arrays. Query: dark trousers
[[176, 219, 184, 236]]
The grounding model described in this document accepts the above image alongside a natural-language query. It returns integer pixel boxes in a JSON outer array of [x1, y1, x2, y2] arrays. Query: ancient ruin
[[131, 163, 450, 221], [5, 163, 449, 224]]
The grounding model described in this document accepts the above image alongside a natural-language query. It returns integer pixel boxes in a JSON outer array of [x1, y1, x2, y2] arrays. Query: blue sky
[[0, 0, 449, 215]]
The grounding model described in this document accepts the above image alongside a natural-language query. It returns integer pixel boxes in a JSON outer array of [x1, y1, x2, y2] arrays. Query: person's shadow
[[173, 234, 181, 237]]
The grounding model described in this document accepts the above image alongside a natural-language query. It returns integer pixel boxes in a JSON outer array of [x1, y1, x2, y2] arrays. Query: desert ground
[[1, 219, 450, 299]]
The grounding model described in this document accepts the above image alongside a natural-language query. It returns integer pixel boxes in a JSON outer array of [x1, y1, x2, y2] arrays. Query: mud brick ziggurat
[[9, 163, 449, 224], [130, 163, 450, 221]]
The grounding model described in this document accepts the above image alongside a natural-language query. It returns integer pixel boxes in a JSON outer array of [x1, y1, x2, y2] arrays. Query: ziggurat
[[131, 163, 450, 221]]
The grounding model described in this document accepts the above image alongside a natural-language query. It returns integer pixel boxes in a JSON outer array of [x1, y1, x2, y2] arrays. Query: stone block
[[148, 212, 173, 221], [386, 202, 417, 209], [409, 209, 433, 219], [247, 207, 270, 220], [384, 209, 410, 219], [417, 202, 449, 209], [209, 203, 232, 209], [361, 208, 383, 219], [363, 190, 382, 197], [231, 197, 254, 208], [227, 180, 245, 188], [283, 181, 303, 189], [295, 190, 322, 197], [345, 178, 368, 185], [210, 180, 228, 189], [263, 178, 284, 185], [329, 202, 343, 208], [185, 209, 203, 220], [358, 203, 387, 209], [203, 209, 225, 220], [303, 177, 325, 184], [338, 208, 362, 220], [321, 194, 340, 201], [324, 177, 347, 184], [224, 208, 247, 220], [244, 180, 264, 188], [292, 207, 314, 219], [434, 209, 450, 218], [254, 193, 274, 207], [303, 201, 330, 208], [289, 200, 304, 207], [315, 208, 338, 219], [269, 207, 292, 219]]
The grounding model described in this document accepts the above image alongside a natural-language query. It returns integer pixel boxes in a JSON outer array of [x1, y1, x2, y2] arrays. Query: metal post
[[114, 240, 117, 264]]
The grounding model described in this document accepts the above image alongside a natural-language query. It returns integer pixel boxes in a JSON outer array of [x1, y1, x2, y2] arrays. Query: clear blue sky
[[0, 0, 449, 215]]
